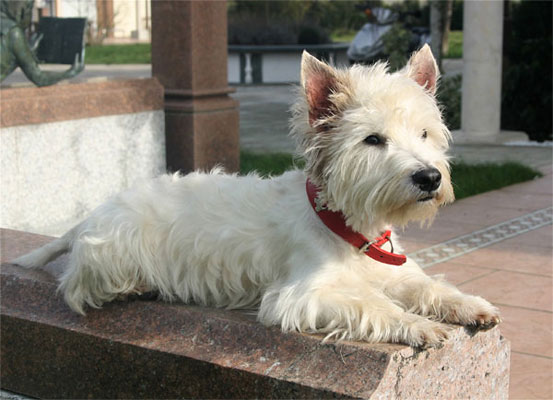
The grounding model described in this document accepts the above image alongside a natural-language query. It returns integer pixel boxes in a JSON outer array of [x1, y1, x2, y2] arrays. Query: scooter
[[347, 4, 430, 64]]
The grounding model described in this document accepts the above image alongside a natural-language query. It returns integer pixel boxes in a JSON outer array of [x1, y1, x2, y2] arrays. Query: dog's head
[[291, 45, 454, 234]]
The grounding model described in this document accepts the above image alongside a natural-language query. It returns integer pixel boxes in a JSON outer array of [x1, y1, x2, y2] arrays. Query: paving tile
[[451, 242, 552, 276], [538, 164, 552, 176], [451, 145, 553, 170], [498, 305, 552, 358], [457, 190, 552, 212], [405, 217, 548, 263], [459, 271, 552, 312], [425, 261, 494, 285], [400, 239, 428, 253], [436, 201, 535, 226], [505, 225, 553, 248], [501, 176, 553, 196], [509, 353, 553, 399], [493, 225, 552, 248], [400, 220, 484, 247]]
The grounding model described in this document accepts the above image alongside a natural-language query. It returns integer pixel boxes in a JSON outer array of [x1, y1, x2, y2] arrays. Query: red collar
[[306, 179, 406, 266]]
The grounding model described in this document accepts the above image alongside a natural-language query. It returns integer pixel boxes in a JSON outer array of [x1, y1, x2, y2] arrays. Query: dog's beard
[[382, 196, 439, 227], [334, 175, 448, 234]]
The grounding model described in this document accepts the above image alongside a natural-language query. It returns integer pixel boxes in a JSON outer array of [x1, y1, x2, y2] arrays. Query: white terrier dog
[[14, 45, 500, 347]]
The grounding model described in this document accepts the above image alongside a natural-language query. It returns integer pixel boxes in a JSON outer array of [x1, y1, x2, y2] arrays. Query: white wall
[[262, 53, 301, 83], [112, 0, 151, 40], [56, 0, 151, 41], [228, 53, 240, 84], [57, 0, 97, 31]]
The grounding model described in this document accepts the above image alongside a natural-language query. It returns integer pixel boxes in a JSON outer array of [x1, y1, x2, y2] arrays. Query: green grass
[[451, 161, 541, 200], [331, 29, 357, 43], [240, 151, 542, 200], [85, 44, 151, 64], [445, 30, 463, 59], [84, 30, 461, 63], [240, 151, 303, 177]]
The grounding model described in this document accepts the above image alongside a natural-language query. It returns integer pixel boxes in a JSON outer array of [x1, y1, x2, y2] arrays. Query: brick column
[[151, 1, 239, 173]]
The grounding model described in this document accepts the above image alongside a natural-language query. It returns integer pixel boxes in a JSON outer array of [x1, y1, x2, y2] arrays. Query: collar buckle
[[359, 240, 375, 254], [314, 194, 327, 212]]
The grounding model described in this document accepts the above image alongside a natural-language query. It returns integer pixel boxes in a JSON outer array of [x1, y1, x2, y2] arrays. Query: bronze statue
[[0, 0, 84, 86]]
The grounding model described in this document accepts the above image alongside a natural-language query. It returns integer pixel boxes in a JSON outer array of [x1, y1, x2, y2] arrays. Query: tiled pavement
[[401, 165, 553, 399]]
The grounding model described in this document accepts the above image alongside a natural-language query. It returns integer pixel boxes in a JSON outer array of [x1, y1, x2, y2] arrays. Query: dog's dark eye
[[421, 129, 428, 140], [364, 135, 383, 145]]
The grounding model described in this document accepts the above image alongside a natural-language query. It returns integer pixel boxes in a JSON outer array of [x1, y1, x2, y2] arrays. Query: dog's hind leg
[[55, 220, 175, 315], [12, 223, 83, 268], [57, 241, 149, 315]]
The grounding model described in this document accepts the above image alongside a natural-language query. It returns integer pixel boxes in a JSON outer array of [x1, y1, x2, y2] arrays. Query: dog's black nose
[[412, 168, 441, 192]]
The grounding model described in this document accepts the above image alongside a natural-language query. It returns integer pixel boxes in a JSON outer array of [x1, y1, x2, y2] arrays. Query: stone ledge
[[451, 129, 528, 145], [0, 78, 163, 128], [0, 229, 510, 399]]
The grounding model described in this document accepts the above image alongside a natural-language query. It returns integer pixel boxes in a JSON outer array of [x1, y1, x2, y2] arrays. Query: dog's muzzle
[[412, 168, 441, 201]]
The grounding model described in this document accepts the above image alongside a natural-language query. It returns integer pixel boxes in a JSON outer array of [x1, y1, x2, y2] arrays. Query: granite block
[[1, 229, 510, 399], [0, 79, 164, 128], [151, 2, 228, 92], [165, 96, 240, 173]]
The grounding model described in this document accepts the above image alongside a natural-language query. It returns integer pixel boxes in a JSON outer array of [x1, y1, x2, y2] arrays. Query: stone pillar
[[430, 1, 443, 68], [151, 1, 239, 173], [459, 0, 504, 143]]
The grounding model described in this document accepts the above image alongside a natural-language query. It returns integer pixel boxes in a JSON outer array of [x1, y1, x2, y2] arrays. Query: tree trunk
[[430, 0, 443, 68], [441, 0, 453, 56]]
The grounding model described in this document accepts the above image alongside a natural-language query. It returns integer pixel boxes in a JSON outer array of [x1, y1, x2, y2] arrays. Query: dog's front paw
[[443, 295, 501, 331], [406, 318, 452, 349], [469, 305, 501, 331]]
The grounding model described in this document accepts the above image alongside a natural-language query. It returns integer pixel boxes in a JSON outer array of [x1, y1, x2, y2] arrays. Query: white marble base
[[461, 0, 504, 143], [1, 111, 165, 236], [452, 130, 528, 145]]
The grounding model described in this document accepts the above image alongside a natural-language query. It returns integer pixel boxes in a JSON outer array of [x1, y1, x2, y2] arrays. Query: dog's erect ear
[[405, 44, 439, 95], [301, 51, 345, 127]]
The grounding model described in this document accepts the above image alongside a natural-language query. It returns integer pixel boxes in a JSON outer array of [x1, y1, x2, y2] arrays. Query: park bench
[[35, 17, 86, 65]]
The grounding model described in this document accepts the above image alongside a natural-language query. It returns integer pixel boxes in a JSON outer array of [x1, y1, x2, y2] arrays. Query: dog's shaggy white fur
[[14, 46, 500, 347]]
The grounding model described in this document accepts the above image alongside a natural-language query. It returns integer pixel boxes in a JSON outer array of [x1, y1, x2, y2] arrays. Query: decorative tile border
[[409, 207, 553, 268]]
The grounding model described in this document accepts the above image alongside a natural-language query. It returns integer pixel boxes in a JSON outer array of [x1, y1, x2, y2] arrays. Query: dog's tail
[[12, 223, 81, 268]]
